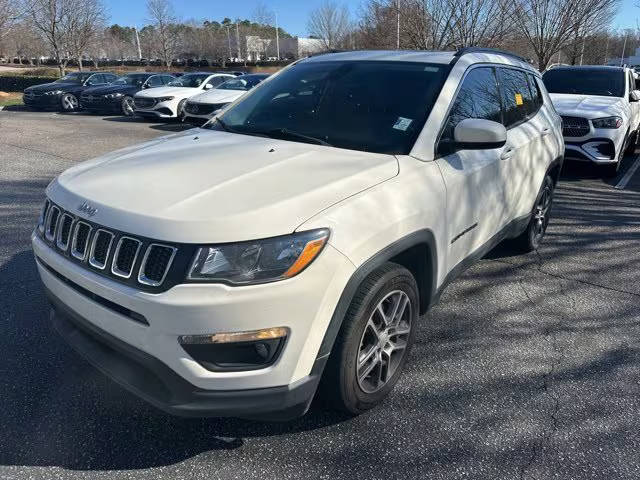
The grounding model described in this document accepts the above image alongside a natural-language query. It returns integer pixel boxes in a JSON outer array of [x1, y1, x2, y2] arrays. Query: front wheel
[[512, 174, 555, 252], [121, 95, 135, 116], [319, 263, 418, 415], [60, 93, 78, 112], [176, 99, 187, 122]]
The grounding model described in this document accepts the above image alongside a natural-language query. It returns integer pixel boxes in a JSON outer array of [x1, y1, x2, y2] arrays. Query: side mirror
[[630, 90, 640, 102], [453, 118, 507, 150], [204, 84, 213, 90]]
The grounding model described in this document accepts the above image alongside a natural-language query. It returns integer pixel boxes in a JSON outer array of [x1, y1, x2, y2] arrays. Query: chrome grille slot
[[111, 237, 142, 278], [138, 244, 177, 286], [45, 206, 60, 242], [56, 213, 74, 251], [38, 199, 50, 233], [89, 229, 114, 270], [561, 116, 589, 137], [71, 222, 92, 260]]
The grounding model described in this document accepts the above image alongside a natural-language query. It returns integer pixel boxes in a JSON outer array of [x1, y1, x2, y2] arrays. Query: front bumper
[[562, 124, 627, 165], [183, 115, 209, 126], [48, 287, 325, 419], [32, 230, 354, 416]]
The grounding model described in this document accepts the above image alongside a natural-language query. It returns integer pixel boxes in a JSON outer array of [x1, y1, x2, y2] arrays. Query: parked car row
[[22, 70, 268, 125]]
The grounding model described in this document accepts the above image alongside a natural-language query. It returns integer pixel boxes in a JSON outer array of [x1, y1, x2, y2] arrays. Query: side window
[[147, 75, 164, 87], [104, 74, 117, 83], [207, 76, 227, 88], [498, 68, 532, 128], [161, 75, 174, 85], [441, 67, 502, 142], [527, 74, 543, 114], [87, 74, 103, 85]]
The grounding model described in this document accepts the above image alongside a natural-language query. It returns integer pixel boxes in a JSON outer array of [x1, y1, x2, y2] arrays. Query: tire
[[121, 95, 135, 116], [176, 99, 187, 122], [60, 93, 78, 112], [319, 262, 419, 415], [625, 130, 638, 155], [512, 174, 555, 252]]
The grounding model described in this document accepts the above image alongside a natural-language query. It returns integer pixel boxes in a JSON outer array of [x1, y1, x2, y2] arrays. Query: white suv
[[542, 66, 640, 176], [33, 49, 563, 420]]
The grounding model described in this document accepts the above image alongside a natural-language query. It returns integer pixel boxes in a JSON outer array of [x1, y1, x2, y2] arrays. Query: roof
[[301, 49, 536, 73], [303, 50, 457, 65]]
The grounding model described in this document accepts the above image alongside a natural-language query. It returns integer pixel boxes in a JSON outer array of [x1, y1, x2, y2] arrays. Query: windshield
[[55, 72, 92, 84], [112, 74, 150, 86], [213, 61, 447, 154], [218, 75, 267, 91], [167, 73, 210, 88], [543, 69, 625, 97]]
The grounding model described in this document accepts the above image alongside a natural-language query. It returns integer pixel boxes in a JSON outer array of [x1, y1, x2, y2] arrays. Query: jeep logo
[[78, 202, 98, 217]]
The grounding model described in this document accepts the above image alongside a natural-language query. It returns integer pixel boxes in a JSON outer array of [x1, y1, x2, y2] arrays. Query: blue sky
[[106, 0, 639, 37]]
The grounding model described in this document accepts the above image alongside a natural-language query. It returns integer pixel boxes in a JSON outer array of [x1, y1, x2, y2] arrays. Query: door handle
[[501, 147, 515, 160], [541, 127, 551, 136]]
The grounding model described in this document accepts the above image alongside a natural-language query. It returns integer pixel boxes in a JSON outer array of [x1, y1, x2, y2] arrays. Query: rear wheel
[[121, 96, 135, 116], [320, 263, 418, 415], [512, 174, 554, 252], [60, 93, 78, 112]]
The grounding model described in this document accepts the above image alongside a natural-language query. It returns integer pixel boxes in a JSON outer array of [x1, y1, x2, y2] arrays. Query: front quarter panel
[[298, 155, 448, 290]]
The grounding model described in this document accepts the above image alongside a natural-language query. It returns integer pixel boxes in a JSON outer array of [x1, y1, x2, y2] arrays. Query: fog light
[[178, 327, 288, 372], [179, 326, 288, 345]]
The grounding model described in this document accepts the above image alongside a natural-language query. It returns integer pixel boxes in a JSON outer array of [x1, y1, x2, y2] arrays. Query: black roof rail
[[454, 47, 529, 64], [308, 49, 346, 57]]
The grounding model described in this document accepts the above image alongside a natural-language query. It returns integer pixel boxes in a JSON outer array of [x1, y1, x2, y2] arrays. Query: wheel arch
[[316, 229, 438, 359]]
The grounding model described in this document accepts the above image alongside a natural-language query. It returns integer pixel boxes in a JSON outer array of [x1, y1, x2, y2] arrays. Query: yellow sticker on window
[[515, 93, 523, 106]]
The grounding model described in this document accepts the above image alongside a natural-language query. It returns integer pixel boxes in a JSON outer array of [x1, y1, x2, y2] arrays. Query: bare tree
[[146, 0, 180, 67], [10, 19, 46, 64], [448, 0, 512, 48], [307, 1, 351, 50], [25, 0, 72, 75], [0, 0, 20, 46], [511, 0, 620, 70], [65, 0, 106, 70]]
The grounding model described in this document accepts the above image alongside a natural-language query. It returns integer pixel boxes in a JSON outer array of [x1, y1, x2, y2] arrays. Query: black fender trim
[[316, 229, 438, 359]]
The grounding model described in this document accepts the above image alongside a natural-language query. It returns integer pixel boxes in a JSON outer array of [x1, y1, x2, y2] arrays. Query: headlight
[[156, 96, 174, 102], [105, 92, 124, 99], [188, 229, 329, 284], [44, 90, 63, 95], [592, 116, 622, 129]]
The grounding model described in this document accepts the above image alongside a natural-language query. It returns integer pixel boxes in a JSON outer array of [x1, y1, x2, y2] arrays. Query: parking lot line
[[615, 154, 640, 190]]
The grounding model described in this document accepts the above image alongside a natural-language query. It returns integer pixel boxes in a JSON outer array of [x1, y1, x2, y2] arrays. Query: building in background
[[245, 36, 325, 61]]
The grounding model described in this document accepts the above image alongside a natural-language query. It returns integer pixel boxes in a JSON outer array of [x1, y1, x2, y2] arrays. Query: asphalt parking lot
[[1, 109, 640, 480]]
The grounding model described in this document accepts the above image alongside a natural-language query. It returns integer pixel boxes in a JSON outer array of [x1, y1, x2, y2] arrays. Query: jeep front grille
[[37, 201, 181, 290], [56, 213, 74, 251], [139, 244, 177, 286]]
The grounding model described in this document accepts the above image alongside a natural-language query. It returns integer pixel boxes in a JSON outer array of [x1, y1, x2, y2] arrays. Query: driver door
[[435, 66, 509, 274]]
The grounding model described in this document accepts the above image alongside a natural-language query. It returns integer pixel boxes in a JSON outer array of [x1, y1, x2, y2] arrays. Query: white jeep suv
[[542, 65, 640, 176], [33, 48, 563, 420]]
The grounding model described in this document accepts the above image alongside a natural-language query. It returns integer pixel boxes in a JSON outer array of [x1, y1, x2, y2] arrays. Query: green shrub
[[0, 75, 58, 92]]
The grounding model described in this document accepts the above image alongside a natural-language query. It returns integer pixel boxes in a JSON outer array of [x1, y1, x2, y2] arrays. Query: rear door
[[435, 66, 508, 273]]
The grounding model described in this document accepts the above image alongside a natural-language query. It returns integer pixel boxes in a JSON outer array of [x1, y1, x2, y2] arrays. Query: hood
[[189, 89, 245, 104], [135, 86, 200, 99], [549, 93, 628, 119], [82, 84, 137, 95], [48, 129, 399, 243], [26, 82, 78, 93]]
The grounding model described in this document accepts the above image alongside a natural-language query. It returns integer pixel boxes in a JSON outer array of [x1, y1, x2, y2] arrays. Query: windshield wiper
[[268, 128, 332, 147]]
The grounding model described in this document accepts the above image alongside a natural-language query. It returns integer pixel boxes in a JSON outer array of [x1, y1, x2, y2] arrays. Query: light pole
[[396, 0, 400, 49], [134, 27, 142, 60], [275, 12, 280, 60], [621, 33, 627, 67]]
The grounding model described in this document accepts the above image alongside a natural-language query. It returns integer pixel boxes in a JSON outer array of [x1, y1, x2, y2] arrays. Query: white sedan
[[133, 72, 234, 119], [183, 74, 270, 125]]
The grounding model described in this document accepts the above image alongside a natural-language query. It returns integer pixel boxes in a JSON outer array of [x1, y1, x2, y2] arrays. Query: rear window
[[542, 69, 625, 97]]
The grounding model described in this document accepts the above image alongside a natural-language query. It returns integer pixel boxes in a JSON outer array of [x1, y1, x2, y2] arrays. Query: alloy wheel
[[356, 290, 412, 394], [122, 97, 135, 116], [62, 94, 78, 111]]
